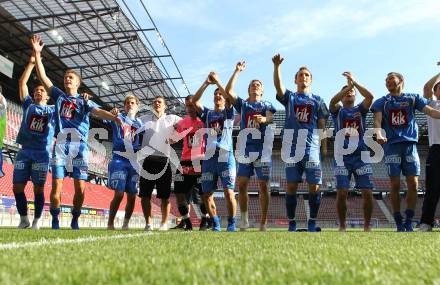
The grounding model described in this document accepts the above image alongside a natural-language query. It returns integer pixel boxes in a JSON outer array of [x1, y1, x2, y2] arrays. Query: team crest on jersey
[[28, 114, 48, 133], [245, 112, 261, 128], [389, 109, 408, 127], [398, 101, 409, 107], [209, 119, 224, 136], [343, 118, 361, 137], [295, 104, 312, 123], [60, 100, 77, 119]]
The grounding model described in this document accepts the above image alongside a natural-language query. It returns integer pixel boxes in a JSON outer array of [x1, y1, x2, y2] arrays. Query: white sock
[[241, 211, 249, 224]]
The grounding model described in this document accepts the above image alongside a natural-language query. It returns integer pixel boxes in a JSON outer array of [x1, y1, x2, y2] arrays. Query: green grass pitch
[[1, 228, 440, 284]]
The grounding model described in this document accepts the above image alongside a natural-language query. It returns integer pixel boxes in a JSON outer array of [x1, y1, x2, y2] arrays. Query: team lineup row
[[4, 34, 440, 232]]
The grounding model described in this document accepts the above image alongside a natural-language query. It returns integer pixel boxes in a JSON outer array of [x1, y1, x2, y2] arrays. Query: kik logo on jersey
[[295, 105, 312, 123], [389, 109, 408, 127], [209, 119, 224, 136], [245, 112, 261, 128], [343, 118, 361, 137], [122, 124, 137, 143], [187, 133, 201, 148], [60, 100, 77, 119], [28, 114, 48, 133]]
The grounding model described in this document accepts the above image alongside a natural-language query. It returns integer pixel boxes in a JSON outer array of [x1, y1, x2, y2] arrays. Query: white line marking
[[0, 232, 152, 251]]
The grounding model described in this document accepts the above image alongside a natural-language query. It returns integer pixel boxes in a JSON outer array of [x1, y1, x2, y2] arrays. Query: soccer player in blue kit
[[329, 72, 374, 232], [32, 34, 122, 230], [106, 95, 143, 230], [13, 53, 56, 229], [193, 72, 237, 232], [224, 61, 276, 231], [272, 54, 329, 232], [372, 72, 440, 232]]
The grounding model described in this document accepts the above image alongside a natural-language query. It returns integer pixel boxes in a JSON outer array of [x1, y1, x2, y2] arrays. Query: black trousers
[[421, 145, 440, 225]]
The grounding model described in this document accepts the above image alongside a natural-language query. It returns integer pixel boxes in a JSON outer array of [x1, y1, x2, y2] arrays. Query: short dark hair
[[387, 72, 404, 82], [213, 87, 221, 94], [33, 82, 47, 93], [154, 95, 166, 105], [65, 69, 82, 84], [295, 66, 312, 80], [434, 82, 440, 93]]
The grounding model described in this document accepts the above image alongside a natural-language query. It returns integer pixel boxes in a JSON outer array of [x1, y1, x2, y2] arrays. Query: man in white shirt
[[138, 96, 181, 231], [420, 61, 440, 232]]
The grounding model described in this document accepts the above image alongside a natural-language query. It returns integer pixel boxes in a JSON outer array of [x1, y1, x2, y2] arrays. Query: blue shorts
[[285, 153, 322, 185], [108, 159, 139, 194], [237, 145, 271, 181], [334, 154, 373, 190], [201, 151, 236, 193], [52, 141, 88, 180], [384, 142, 420, 177], [13, 148, 50, 186]]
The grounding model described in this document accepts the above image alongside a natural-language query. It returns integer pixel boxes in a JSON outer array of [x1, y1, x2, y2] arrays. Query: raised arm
[[329, 86, 349, 114], [373, 112, 386, 145], [272, 54, 286, 99], [209, 71, 229, 107], [92, 108, 123, 125], [423, 61, 440, 100], [0, 92, 6, 112], [344, 72, 374, 109], [31, 34, 53, 90], [18, 55, 35, 102], [192, 75, 213, 113], [224, 61, 245, 105], [422, 105, 440, 119]]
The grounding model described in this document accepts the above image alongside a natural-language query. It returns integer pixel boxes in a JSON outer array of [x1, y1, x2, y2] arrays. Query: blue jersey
[[50, 86, 99, 142], [109, 112, 143, 161], [277, 89, 329, 153], [331, 103, 368, 152], [16, 96, 56, 151], [199, 106, 235, 152], [371, 93, 427, 144], [234, 97, 276, 146]]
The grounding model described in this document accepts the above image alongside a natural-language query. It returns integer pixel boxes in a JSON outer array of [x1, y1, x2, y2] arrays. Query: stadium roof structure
[[0, 0, 188, 115]]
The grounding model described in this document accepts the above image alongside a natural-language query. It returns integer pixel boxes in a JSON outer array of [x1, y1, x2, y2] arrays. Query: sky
[[133, 0, 439, 109]]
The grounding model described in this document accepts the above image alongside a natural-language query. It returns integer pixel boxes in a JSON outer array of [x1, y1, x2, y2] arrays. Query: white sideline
[[0, 232, 151, 251]]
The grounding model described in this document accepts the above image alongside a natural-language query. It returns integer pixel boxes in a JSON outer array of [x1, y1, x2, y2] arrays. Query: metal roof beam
[[94, 28, 155, 35], [81, 62, 151, 80], [56, 38, 135, 59], [47, 60, 152, 71], [0, 6, 119, 24]]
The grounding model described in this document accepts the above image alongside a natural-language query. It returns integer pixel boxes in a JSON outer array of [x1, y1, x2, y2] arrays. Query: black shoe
[[206, 217, 213, 229], [199, 217, 208, 231], [171, 220, 185, 230], [184, 218, 193, 231]]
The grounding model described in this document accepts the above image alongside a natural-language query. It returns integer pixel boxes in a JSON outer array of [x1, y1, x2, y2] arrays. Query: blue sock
[[50, 207, 60, 218], [393, 212, 403, 225], [72, 210, 81, 219], [14, 191, 28, 216], [34, 192, 45, 219], [285, 194, 297, 220], [71, 210, 81, 230], [308, 193, 321, 219], [404, 209, 414, 223]]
